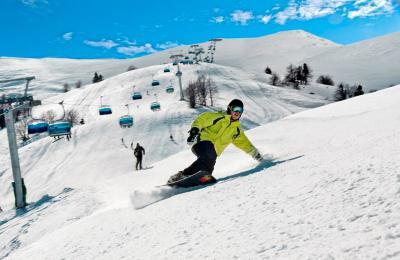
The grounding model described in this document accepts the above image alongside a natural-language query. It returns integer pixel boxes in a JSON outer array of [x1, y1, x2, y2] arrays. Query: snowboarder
[[168, 99, 263, 184], [132, 142, 146, 170]]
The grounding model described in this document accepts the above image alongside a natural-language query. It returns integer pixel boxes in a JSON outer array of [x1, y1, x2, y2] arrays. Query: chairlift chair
[[48, 121, 72, 141], [166, 86, 174, 93], [99, 106, 112, 115], [132, 92, 143, 100], [119, 115, 134, 128], [27, 121, 48, 134], [150, 101, 161, 111], [151, 80, 160, 86]]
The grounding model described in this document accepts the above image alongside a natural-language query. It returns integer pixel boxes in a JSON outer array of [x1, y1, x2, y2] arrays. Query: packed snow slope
[[0, 62, 328, 208], [2, 30, 399, 99], [0, 69, 399, 259]]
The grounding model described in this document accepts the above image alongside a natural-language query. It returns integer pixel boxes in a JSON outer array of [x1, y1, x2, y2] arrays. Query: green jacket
[[191, 111, 258, 157]]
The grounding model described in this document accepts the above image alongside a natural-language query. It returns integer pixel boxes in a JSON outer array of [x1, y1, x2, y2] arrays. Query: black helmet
[[227, 99, 244, 114]]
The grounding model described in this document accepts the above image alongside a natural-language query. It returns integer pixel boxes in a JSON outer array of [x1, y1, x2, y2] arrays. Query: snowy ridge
[[1, 30, 399, 101]]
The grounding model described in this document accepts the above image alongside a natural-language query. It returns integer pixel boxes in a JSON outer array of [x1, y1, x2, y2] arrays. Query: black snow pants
[[182, 141, 217, 176], [135, 156, 143, 170]]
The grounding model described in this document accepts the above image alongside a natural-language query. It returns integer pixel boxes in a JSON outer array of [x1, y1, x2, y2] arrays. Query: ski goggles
[[231, 106, 244, 114]]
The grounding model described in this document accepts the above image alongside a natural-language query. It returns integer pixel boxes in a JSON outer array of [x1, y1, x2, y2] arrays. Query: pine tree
[[269, 73, 280, 86], [334, 84, 347, 101], [353, 85, 364, 97], [284, 64, 297, 85], [93, 72, 99, 83], [302, 63, 312, 84]]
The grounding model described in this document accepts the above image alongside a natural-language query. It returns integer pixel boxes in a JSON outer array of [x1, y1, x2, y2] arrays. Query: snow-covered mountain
[[302, 31, 400, 91], [0, 60, 399, 258], [2, 30, 399, 100], [213, 30, 340, 77], [212, 30, 400, 91]]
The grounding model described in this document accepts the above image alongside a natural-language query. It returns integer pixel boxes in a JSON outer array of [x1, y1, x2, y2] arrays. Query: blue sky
[[0, 0, 399, 59]]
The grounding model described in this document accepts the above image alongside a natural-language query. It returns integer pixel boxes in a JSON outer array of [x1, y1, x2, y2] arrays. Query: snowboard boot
[[199, 174, 217, 184], [167, 171, 186, 184]]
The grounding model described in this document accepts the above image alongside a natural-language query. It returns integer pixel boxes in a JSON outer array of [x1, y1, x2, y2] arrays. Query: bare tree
[[196, 75, 208, 106], [15, 119, 30, 142], [42, 110, 57, 123], [66, 109, 80, 126], [207, 77, 218, 106], [186, 81, 197, 108]]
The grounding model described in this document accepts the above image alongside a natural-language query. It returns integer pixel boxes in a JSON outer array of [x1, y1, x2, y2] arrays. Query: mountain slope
[[1, 81, 399, 259], [0, 62, 328, 207], [303, 31, 400, 91]]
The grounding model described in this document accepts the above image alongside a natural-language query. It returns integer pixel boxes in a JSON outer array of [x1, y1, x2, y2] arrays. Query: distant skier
[[80, 118, 85, 125], [168, 99, 263, 184], [132, 142, 146, 170], [169, 134, 174, 141]]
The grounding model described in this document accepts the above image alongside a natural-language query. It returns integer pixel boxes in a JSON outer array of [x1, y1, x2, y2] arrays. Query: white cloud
[[259, 15, 272, 24], [84, 39, 119, 49], [275, 1, 298, 25], [21, 0, 48, 7], [156, 41, 180, 50], [230, 10, 254, 25], [63, 32, 73, 41], [122, 38, 137, 45], [117, 44, 157, 56], [273, 0, 395, 25], [211, 16, 225, 23], [348, 0, 394, 19]]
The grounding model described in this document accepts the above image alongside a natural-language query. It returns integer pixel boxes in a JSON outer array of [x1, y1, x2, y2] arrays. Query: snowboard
[[131, 171, 217, 210], [164, 170, 217, 188]]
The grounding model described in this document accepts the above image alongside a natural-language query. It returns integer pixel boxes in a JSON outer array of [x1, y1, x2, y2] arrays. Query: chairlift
[[180, 60, 193, 65], [119, 115, 134, 128], [132, 92, 142, 100], [166, 85, 174, 93], [99, 106, 112, 115], [48, 121, 72, 141], [27, 121, 48, 134], [151, 80, 160, 86], [150, 101, 161, 111]]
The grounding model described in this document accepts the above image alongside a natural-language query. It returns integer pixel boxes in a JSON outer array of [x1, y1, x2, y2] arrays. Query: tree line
[[265, 64, 365, 101]]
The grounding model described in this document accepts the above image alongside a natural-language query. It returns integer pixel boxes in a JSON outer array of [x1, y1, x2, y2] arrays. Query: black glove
[[187, 127, 199, 145], [254, 152, 263, 162]]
